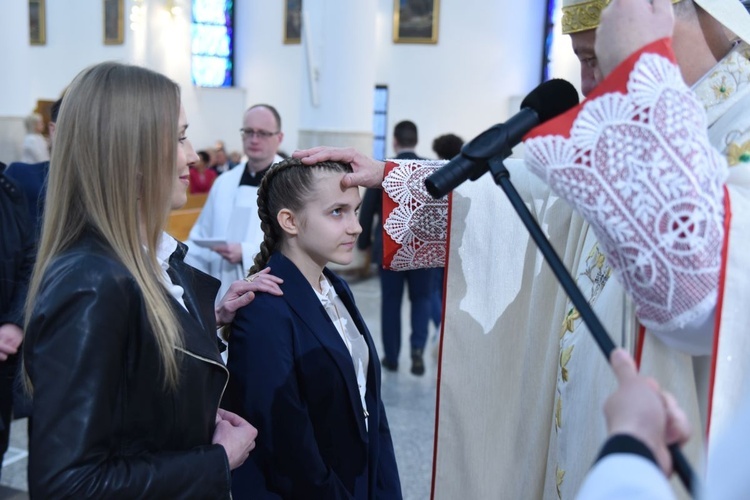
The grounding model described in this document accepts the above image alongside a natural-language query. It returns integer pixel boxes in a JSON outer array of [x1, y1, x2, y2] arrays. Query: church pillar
[[297, 0, 376, 154]]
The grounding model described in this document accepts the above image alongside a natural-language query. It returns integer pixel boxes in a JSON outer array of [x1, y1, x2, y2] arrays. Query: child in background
[[225, 158, 402, 499]]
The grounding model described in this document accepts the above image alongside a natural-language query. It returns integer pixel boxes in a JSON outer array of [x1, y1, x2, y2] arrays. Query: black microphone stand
[[484, 155, 698, 496]]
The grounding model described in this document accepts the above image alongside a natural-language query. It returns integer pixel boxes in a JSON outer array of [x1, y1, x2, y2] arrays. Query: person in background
[[23, 61, 263, 498], [6, 96, 63, 238], [229, 150, 242, 166], [224, 158, 402, 499], [186, 104, 285, 302], [0, 172, 34, 483], [211, 141, 236, 175], [20, 112, 49, 164], [359, 120, 433, 376], [189, 150, 218, 194]]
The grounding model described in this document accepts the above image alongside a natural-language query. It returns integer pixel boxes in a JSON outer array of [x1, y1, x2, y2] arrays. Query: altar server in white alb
[[186, 104, 285, 301], [294, 0, 750, 496]]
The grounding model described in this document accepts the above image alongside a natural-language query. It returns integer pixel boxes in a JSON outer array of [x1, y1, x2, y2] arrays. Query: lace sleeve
[[524, 42, 728, 331], [381, 159, 449, 270]]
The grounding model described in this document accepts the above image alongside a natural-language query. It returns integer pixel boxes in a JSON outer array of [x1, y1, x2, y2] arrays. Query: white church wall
[[373, 0, 548, 160], [233, 1, 304, 157]]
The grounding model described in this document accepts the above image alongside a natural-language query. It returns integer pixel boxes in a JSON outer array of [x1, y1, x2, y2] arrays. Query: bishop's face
[[570, 29, 603, 97]]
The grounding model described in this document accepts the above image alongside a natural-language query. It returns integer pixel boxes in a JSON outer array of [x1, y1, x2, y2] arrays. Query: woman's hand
[[212, 408, 258, 470], [0, 323, 23, 362], [215, 267, 283, 328], [292, 147, 386, 188]]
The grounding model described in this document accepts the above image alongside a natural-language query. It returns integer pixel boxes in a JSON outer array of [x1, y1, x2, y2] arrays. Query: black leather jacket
[[24, 231, 231, 499]]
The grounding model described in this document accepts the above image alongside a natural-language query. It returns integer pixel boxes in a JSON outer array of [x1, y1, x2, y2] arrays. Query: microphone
[[425, 79, 579, 199]]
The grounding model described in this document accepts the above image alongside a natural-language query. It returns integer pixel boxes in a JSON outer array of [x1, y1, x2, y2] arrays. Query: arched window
[[191, 0, 234, 87]]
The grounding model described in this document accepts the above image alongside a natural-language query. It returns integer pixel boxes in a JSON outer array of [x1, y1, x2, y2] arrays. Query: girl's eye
[[179, 136, 187, 143], [331, 208, 342, 216]]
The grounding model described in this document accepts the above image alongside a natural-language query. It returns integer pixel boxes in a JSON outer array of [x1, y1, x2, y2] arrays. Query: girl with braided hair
[[224, 158, 402, 499]]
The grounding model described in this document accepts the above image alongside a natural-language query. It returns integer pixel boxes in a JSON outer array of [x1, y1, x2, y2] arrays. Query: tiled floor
[[0, 273, 439, 499]]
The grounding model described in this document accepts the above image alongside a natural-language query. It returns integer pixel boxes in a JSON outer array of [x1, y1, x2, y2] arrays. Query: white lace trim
[[382, 160, 448, 271], [525, 53, 728, 331]]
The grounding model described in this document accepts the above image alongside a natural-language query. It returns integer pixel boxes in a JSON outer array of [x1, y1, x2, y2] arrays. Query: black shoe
[[410, 349, 425, 376], [381, 358, 398, 372]]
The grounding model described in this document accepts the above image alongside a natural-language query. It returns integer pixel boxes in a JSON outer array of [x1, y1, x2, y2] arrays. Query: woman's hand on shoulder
[[215, 267, 283, 327], [212, 408, 258, 470]]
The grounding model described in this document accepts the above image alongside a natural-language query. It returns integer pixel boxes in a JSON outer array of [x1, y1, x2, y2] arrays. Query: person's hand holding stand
[[293, 147, 386, 188], [212, 408, 258, 470], [595, 0, 675, 78], [605, 348, 691, 475]]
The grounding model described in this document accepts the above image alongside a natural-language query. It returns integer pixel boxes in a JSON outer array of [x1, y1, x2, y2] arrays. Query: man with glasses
[[187, 104, 285, 302]]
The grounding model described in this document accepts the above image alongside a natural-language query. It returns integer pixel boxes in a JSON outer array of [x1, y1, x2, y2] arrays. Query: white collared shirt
[[156, 232, 188, 311]]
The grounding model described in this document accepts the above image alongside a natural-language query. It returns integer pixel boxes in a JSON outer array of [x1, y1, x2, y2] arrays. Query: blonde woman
[[23, 62, 267, 498]]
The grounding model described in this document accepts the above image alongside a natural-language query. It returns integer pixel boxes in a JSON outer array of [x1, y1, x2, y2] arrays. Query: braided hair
[[249, 157, 353, 276], [220, 158, 353, 341]]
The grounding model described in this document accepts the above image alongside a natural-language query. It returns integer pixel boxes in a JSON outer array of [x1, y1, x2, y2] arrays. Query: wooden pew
[[166, 208, 201, 242], [166, 193, 209, 242], [182, 192, 208, 210]]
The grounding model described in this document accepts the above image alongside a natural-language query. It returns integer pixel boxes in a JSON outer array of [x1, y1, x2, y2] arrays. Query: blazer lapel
[[270, 253, 369, 442], [326, 269, 382, 421]]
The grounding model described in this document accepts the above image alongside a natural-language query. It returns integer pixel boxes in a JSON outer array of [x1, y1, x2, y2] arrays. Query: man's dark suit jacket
[[5, 161, 49, 235], [224, 252, 402, 499]]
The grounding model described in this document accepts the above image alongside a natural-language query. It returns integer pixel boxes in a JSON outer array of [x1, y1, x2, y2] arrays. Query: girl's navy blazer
[[224, 252, 402, 499]]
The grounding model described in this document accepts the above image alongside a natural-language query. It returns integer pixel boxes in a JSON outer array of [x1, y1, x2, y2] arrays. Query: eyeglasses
[[240, 128, 279, 139]]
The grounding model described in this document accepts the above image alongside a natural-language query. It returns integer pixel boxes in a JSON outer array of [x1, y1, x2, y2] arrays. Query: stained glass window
[[191, 0, 234, 87]]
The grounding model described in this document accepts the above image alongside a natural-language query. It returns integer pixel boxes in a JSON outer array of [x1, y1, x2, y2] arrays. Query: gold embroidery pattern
[[556, 467, 566, 500], [694, 44, 750, 118], [561, 1, 607, 35], [711, 76, 732, 100], [727, 140, 750, 166], [560, 345, 575, 383], [561, 0, 682, 34], [554, 243, 612, 496]]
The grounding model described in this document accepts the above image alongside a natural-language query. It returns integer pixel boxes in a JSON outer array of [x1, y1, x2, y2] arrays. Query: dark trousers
[[430, 268, 445, 328], [0, 355, 17, 481], [379, 268, 432, 363]]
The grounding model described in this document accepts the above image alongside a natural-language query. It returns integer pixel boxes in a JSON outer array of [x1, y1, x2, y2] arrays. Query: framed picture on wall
[[29, 0, 46, 45], [393, 0, 439, 44], [284, 0, 302, 44], [104, 0, 124, 45]]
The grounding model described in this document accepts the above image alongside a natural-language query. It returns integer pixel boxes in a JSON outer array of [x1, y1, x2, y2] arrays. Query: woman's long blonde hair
[[25, 62, 184, 388]]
